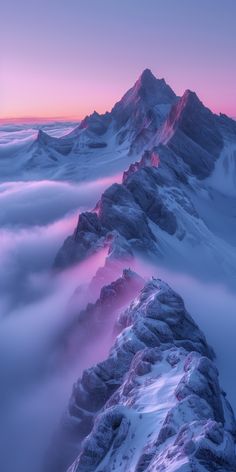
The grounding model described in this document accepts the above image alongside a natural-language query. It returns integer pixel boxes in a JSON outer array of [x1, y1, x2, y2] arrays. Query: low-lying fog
[[0, 172, 121, 472], [0, 120, 77, 149], [0, 122, 235, 471]]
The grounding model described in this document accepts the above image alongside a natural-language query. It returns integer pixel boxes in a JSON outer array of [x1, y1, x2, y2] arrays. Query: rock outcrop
[[47, 278, 236, 472], [54, 146, 197, 269], [157, 90, 224, 178], [9, 69, 236, 183]]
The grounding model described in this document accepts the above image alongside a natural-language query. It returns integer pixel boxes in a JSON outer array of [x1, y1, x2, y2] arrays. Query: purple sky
[[1, 0, 236, 119]]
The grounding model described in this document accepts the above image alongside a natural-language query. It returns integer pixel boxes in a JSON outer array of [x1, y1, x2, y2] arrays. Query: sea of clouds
[[0, 122, 123, 471], [0, 120, 77, 149], [0, 122, 236, 471], [0, 174, 119, 471]]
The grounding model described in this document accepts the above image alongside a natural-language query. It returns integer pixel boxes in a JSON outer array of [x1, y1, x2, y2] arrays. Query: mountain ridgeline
[[19, 68, 236, 183], [47, 276, 236, 472], [42, 70, 236, 471]]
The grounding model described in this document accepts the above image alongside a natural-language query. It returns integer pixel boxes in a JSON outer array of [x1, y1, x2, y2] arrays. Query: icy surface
[[49, 279, 236, 472], [1, 70, 236, 472]]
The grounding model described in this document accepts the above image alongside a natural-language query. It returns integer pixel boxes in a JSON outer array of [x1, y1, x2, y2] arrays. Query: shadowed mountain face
[[2, 70, 236, 472], [49, 67, 236, 470], [111, 68, 177, 131], [47, 278, 236, 472], [55, 141, 236, 288], [7, 68, 235, 184], [157, 90, 224, 178], [49, 65, 236, 287]]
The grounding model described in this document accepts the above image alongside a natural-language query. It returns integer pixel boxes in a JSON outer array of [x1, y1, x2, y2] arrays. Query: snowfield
[[1, 69, 236, 472]]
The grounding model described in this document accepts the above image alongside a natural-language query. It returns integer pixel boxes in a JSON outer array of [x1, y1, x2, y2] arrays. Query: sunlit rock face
[[111, 69, 177, 144], [31, 70, 236, 470], [47, 278, 236, 472], [4, 69, 236, 183], [122, 149, 160, 182], [2, 70, 236, 472], [54, 148, 181, 269], [28, 69, 178, 176], [157, 89, 224, 178]]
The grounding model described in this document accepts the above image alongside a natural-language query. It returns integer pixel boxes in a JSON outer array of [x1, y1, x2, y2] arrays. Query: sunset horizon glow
[[1, 0, 236, 121]]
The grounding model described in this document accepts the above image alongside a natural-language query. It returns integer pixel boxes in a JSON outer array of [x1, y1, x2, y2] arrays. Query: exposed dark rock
[[111, 68, 177, 131], [87, 142, 107, 148], [36, 129, 73, 155], [159, 90, 224, 178], [46, 279, 236, 472]]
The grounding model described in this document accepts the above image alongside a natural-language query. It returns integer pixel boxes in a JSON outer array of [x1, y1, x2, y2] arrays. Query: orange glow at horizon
[[1, 60, 235, 122], [1, 1, 236, 122]]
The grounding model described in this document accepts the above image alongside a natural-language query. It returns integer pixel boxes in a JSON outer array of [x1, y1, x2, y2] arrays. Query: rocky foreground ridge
[[47, 276, 236, 472], [46, 69, 236, 471]]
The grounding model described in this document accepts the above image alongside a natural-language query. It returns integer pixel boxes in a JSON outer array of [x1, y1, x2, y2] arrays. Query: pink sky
[[1, 0, 236, 120]]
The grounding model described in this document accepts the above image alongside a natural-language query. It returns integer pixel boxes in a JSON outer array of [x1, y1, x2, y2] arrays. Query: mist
[[1, 121, 236, 471], [0, 174, 122, 472], [0, 121, 77, 151]]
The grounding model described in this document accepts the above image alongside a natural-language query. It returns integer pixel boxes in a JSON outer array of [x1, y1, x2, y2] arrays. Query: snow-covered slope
[[14, 71, 236, 287], [55, 146, 236, 287], [47, 278, 236, 472], [46, 77, 236, 471], [207, 141, 236, 196], [2, 70, 236, 472], [156, 90, 224, 178], [2, 69, 236, 185], [0, 70, 178, 182]]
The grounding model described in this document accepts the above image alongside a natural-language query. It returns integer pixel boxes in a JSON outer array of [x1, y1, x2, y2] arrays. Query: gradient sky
[[1, 0, 236, 120]]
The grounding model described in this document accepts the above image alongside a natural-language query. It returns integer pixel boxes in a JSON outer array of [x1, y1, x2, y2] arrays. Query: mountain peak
[[36, 129, 52, 145], [111, 69, 177, 127], [134, 69, 174, 104], [166, 89, 204, 129], [182, 89, 202, 106], [138, 68, 157, 84]]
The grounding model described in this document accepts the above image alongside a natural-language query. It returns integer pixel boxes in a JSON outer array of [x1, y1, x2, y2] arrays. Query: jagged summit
[[166, 89, 205, 128], [157, 86, 224, 177], [37, 129, 52, 145], [108, 68, 177, 138], [35, 128, 73, 155], [75, 110, 111, 136], [139, 67, 156, 80], [112, 68, 177, 115], [13, 68, 236, 182], [67, 69, 176, 139], [135, 68, 175, 99], [135, 68, 165, 92]]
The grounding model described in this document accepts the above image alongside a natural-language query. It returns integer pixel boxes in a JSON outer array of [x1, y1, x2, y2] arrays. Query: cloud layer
[[0, 173, 121, 472]]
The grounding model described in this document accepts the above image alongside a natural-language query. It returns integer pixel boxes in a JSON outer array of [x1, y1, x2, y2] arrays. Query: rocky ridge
[[48, 278, 236, 472]]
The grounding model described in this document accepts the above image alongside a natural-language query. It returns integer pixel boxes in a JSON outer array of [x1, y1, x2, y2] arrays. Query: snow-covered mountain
[[55, 142, 236, 288], [2, 70, 236, 472], [0, 70, 178, 181], [2, 68, 236, 186], [41, 69, 236, 471], [46, 275, 236, 472], [50, 71, 236, 286]]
